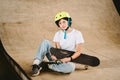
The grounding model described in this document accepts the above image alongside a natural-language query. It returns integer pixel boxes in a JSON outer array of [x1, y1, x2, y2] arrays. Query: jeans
[[34, 39, 75, 73]]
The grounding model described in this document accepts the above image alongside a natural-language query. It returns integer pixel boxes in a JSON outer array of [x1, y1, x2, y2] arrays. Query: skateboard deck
[[50, 47, 100, 67]]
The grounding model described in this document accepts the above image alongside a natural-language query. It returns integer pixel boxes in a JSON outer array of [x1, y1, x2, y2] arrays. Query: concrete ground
[[0, 0, 120, 80]]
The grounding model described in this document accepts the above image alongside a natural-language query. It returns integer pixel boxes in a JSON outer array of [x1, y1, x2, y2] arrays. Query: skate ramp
[[0, 39, 31, 80], [0, 0, 120, 80]]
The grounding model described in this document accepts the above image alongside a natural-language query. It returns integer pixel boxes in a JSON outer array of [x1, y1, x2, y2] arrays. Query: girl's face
[[58, 19, 68, 30]]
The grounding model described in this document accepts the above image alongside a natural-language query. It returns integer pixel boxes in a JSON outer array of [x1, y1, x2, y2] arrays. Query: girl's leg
[[49, 62, 75, 73], [32, 40, 52, 76], [32, 39, 75, 75], [33, 40, 52, 65]]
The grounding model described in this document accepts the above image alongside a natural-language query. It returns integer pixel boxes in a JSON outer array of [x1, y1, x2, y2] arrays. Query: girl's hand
[[51, 55, 57, 61], [60, 57, 71, 63]]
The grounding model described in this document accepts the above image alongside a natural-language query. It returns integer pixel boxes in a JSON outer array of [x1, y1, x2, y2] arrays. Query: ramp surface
[[0, 0, 120, 80], [0, 40, 31, 80]]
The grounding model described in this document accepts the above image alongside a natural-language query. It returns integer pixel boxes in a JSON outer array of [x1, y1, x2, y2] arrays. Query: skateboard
[[50, 47, 100, 67]]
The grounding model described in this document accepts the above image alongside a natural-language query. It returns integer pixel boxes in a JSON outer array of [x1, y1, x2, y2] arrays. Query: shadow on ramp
[[0, 39, 31, 80]]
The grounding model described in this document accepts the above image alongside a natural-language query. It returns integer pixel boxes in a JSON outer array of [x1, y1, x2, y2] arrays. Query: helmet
[[54, 11, 71, 22]]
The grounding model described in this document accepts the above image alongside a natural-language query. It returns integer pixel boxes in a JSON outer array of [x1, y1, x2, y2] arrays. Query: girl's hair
[[55, 17, 72, 27]]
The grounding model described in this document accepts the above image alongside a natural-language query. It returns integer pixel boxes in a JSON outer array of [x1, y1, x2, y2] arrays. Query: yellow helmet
[[54, 11, 71, 22]]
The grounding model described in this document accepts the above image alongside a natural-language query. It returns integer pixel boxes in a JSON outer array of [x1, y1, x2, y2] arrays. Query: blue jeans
[[34, 40, 75, 73]]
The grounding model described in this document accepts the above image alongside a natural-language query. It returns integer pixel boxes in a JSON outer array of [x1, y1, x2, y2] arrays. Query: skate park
[[0, 0, 120, 80]]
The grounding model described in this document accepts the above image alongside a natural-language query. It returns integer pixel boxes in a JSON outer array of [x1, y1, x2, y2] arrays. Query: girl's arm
[[60, 44, 81, 62], [71, 43, 81, 60], [54, 42, 60, 48], [51, 42, 60, 61]]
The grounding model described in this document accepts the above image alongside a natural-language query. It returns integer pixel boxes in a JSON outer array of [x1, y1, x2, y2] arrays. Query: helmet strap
[[64, 30, 67, 39]]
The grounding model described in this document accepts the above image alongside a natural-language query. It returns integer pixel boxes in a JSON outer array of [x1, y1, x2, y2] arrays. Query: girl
[[32, 11, 85, 76]]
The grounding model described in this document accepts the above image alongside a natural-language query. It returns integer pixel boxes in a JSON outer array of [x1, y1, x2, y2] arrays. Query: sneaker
[[32, 64, 42, 77]]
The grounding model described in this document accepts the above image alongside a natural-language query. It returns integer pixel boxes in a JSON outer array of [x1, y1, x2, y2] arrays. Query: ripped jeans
[[33, 40, 75, 73]]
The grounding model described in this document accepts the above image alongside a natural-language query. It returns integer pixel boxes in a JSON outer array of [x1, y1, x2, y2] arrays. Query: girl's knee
[[65, 62, 75, 73], [42, 39, 51, 47], [42, 39, 50, 44], [52, 62, 75, 73]]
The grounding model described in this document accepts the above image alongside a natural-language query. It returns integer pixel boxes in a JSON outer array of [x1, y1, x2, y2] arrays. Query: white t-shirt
[[53, 29, 84, 51]]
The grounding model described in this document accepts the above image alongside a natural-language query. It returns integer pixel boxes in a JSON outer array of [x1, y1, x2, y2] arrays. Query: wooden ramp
[[0, 39, 31, 80]]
